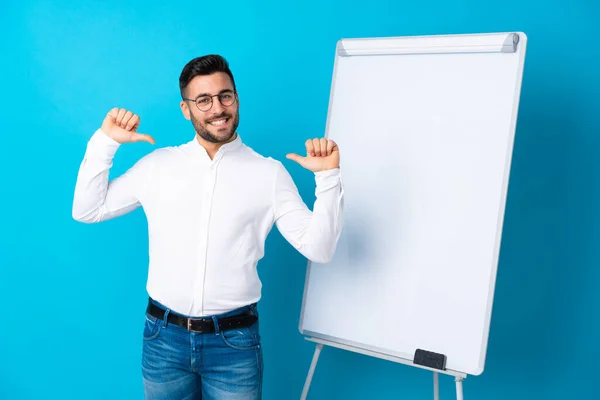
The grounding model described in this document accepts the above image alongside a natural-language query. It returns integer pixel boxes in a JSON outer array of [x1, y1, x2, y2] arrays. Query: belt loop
[[211, 315, 220, 336], [162, 308, 170, 328]]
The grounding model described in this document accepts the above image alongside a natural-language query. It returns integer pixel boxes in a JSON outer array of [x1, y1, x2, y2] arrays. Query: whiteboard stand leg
[[300, 343, 324, 400], [433, 372, 439, 400], [455, 376, 464, 400]]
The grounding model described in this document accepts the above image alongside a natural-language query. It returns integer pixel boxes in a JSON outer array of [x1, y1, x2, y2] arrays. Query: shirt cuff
[[315, 167, 340, 178], [314, 167, 342, 195], [86, 129, 121, 162]]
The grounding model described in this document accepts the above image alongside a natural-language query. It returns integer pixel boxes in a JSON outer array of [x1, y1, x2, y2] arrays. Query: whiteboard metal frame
[[300, 337, 466, 400], [298, 31, 528, 399]]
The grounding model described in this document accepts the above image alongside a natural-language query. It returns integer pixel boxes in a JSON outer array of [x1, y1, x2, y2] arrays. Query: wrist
[[88, 129, 121, 161], [315, 167, 340, 176], [97, 128, 122, 145]]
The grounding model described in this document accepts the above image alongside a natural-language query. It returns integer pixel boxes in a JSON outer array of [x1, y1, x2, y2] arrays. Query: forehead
[[186, 72, 234, 97]]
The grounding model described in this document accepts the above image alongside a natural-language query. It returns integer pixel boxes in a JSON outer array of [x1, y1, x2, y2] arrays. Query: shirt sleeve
[[273, 162, 344, 263], [71, 129, 153, 223]]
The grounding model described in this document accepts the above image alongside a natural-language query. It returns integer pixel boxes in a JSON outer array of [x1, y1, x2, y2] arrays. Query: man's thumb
[[132, 133, 156, 145], [286, 153, 305, 165]]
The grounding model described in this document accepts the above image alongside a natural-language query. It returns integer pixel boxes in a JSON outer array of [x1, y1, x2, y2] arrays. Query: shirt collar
[[185, 132, 243, 161]]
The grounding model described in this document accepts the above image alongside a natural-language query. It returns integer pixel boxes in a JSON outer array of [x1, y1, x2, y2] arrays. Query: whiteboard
[[299, 32, 527, 376]]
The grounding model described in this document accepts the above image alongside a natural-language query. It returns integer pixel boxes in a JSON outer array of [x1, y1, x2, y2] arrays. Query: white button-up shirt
[[72, 130, 344, 316]]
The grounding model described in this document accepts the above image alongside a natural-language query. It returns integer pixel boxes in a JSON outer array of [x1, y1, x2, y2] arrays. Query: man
[[71, 54, 344, 399]]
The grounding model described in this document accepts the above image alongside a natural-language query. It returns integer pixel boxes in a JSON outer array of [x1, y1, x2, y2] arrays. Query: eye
[[197, 97, 210, 104]]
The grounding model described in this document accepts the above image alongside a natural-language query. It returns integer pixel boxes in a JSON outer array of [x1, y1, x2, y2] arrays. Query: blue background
[[1, 0, 599, 399]]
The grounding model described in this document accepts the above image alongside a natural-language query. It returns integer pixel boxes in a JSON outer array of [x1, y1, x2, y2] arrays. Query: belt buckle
[[187, 318, 199, 332]]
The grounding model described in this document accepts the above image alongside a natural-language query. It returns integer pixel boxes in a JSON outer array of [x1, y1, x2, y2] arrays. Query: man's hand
[[100, 108, 155, 144], [286, 138, 340, 172]]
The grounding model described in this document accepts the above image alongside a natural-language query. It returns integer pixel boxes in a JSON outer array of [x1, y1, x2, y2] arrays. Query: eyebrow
[[194, 88, 234, 100]]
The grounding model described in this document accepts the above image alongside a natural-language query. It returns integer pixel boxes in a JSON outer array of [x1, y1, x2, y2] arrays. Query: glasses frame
[[182, 89, 238, 112]]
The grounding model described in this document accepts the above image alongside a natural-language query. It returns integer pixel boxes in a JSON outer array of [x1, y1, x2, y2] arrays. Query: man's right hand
[[101, 108, 156, 144]]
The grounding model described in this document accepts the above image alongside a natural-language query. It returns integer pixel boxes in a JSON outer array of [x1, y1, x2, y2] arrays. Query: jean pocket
[[143, 313, 163, 341], [220, 324, 260, 351]]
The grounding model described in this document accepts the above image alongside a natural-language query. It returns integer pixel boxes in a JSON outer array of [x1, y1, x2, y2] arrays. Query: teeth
[[210, 118, 227, 126]]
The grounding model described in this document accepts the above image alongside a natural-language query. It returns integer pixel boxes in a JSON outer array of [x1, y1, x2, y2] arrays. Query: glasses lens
[[219, 91, 235, 106], [196, 96, 212, 111]]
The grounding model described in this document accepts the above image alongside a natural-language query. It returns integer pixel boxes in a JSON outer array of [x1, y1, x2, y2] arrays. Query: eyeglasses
[[182, 90, 237, 112]]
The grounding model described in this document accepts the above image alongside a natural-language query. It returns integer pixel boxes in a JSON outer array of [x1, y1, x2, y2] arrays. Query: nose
[[211, 97, 226, 115]]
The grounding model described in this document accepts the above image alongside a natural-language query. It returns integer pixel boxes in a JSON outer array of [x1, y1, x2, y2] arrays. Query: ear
[[180, 100, 191, 120]]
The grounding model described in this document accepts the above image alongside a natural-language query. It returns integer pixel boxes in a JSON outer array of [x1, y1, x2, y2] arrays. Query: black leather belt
[[146, 300, 258, 333]]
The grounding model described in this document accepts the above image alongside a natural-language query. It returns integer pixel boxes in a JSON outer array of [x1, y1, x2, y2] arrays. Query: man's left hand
[[286, 138, 340, 172]]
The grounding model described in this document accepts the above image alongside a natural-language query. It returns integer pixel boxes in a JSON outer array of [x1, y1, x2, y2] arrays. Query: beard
[[191, 110, 239, 144]]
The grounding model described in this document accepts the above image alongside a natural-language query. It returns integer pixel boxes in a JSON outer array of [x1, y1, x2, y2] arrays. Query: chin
[[215, 130, 234, 140], [202, 128, 233, 143]]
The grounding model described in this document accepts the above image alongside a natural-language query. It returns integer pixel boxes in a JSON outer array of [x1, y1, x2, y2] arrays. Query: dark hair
[[179, 54, 236, 97]]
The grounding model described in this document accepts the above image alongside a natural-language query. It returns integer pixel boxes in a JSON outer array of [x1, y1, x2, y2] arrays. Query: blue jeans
[[142, 300, 263, 400]]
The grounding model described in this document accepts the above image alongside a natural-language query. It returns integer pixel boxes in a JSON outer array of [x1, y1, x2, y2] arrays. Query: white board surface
[[299, 32, 527, 376]]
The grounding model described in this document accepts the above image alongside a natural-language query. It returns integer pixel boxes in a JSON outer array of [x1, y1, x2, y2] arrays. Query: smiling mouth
[[208, 117, 229, 126]]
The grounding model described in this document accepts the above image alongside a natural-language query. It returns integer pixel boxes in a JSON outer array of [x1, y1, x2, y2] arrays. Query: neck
[[196, 132, 237, 160]]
